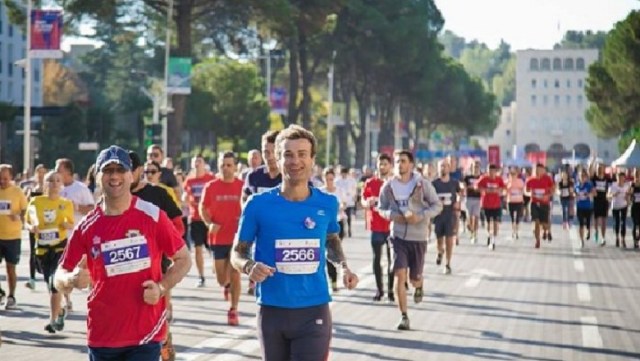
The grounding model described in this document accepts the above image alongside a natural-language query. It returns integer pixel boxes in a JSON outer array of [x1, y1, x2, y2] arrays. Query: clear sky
[[436, 0, 639, 50]]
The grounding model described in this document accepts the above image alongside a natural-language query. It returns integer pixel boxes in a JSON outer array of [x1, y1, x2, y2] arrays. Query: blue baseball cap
[[96, 145, 132, 172]]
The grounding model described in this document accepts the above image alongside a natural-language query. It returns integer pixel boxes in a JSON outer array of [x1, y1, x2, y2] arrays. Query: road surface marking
[[576, 283, 591, 302], [574, 259, 585, 272], [464, 268, 501, 288], [580, 316, 603, 348]]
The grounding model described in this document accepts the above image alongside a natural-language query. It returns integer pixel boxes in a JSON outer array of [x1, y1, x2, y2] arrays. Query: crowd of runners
[[0, 125, 638, 360]]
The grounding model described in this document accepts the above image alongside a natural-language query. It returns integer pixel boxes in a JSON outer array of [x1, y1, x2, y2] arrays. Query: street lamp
[[325, 51, 336, 167], [162, 0, 173, 153]]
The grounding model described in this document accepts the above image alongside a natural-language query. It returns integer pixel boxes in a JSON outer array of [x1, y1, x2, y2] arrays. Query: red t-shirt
[[59, 196, 184, 347], [361, 177, 390, 233], [526, 175, 555, 204], [183, 173, 216, 221], [201, 178, 244, 246], [477, 175, 505, 209]]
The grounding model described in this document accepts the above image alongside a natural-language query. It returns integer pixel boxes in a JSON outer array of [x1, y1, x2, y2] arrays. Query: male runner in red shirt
[[476, 164, 505, 250], [526, 163, 555, 248]]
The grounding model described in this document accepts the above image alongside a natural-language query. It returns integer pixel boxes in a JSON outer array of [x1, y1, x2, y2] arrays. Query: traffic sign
[[78, 142, 99, 151]]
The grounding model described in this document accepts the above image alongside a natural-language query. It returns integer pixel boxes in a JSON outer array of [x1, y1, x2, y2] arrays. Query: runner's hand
[[343, 269, 359, 290], [9, 213, 19, 222], [142, 280, 162, 305], [249, 262, 276, 283], [72, 267, 91, 290], [405, 213, 423, 224]]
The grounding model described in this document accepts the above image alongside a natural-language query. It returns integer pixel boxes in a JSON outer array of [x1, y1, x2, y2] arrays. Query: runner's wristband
[[243, 260, 256, 275]]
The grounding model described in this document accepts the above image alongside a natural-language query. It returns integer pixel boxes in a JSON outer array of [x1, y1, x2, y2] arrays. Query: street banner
[[527, 151, 547, 166], [30, 10, 63, 58], [270, 87, 288, 115], [488, 145, 501, 166], [167, 57, 192, 94]]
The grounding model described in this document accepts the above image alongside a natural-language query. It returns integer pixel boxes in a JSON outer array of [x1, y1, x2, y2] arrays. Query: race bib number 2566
[[275, 239, 320, 275]]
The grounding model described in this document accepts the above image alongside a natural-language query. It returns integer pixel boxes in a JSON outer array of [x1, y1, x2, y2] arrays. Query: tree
[[554, 30, 607, 51], [585, 10, 640, 143], [192, 59, 269, 151]]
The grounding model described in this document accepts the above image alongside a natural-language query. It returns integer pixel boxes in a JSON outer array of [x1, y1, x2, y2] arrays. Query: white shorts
[[466, 198, 482, 217]]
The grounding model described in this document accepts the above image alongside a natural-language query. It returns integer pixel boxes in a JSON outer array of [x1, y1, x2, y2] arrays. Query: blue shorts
[[371, 231, 390, 245], [0, 239, 21, 265], [89, 342, 161, 361]]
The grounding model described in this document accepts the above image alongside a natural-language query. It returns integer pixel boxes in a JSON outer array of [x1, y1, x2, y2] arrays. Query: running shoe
[[0, 288, 5, 305], [444, 265, 452, 275], [247, 280, 255, 295], [600, 239, 606, 247], [4, 296, 17, 310], [397, 315, 410, 331], [470, 236, 476, 244], [65, 301, 73, 313], [387, 291, 395, 303], [54, 308, 67, 331], [486, 237, 491, 246], [542, 232, 547, 241], [490, 242, 495, 251], [634, 241, 639, 249], [227, 308, 239, 326], [435, 252, 443, 266], [547, 233, 553, 242], [373, 291, 383, 302], [413, 287, 423, 304], [331, 281, 338, 292], [586, 230, 590, 240], [44, 323, 56, 334], [196, 277, 205, 288], [161, 332, 175, 361], [535, 240, 541, 249], [25, 279, 36, 290]]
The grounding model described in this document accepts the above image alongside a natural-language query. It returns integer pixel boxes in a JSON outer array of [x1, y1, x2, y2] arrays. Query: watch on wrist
[[243, 260, 256, 275]]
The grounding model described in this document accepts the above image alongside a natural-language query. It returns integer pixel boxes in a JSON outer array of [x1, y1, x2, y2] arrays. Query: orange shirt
[[201, 178, 243, 246], [183, 173, 215, 221]]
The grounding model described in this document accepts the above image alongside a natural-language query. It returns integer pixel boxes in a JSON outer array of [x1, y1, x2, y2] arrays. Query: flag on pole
[[30, 10, 63, 59]]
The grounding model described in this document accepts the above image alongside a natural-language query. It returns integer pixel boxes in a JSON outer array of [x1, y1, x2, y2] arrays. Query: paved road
[[1, 208, 640, 361]]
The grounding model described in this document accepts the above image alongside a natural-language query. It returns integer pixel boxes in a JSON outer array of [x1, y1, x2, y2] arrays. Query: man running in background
[[526, 163, 555, 249], [432, 159, 461, 275], [200, 151, 244, 325], [476, 164, 505, 250], [463, 161, 483, 244]]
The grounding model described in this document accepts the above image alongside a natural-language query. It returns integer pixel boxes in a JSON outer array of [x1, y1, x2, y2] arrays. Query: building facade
[[515, 49, 618, 166]]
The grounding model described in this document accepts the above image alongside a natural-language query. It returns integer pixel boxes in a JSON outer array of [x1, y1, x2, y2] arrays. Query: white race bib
[[38, 229, 60, 246], [101, 236, 151, 277], [561, 189, 569, 197], [275, 239, 320, 275], [438, 193, 452, 206], [0, 200, 11, 215]]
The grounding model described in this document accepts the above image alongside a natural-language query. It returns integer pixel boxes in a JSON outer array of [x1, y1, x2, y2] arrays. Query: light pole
[[325, 51, 336, 167], [23, 0, 33, 173], [162, 0, 173, 153]]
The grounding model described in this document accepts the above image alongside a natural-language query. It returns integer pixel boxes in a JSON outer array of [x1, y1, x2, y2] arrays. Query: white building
[[515, 49, 617, 165], [477, 101, 517, 161], [0, 3, 43, 107]]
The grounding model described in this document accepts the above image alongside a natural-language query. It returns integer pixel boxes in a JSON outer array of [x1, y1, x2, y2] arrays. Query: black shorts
[[190, 220, 208, 248], [391, 237, 427, 282], [508, 203, 523, 223], [258, 304, 332, 361], [211, 245, 232, 260], [577, 208, 592, 228], [483, 208, 501, 222], [434, 213, 455, 238], [0, 239, 21, 265], [531, 203, 550, 223], [593, 199, 609, 218], [371, 231, 390, 245], [36, 247, 64, 294]]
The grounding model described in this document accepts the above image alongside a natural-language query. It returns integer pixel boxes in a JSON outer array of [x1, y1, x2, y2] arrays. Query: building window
[[554, 95, 560, 106], [20, 84, 24, 103], [566, 79, 571, 88], [8, 82, 13, 101], [554, 79, 560, 88], [543, 95, 548, 106], [564, 58, 574, 70], [531, 95, 537, 106], [506, 129, 511, 136], [577, 79, 583, 88], [34, 67, 40, 82], [566, 95, 571, 105], [576, 57, 585, 70], [541, 58, 551, 70], [577, 95, 584, 106], [553, 58, 562, 70], [7, 43, 12, 76], [530, 58, 539, 70], [0, 41, 2, 74], [8, 25, 13, 37], [531, 79, 537, 88], [543, 79, 548, 88]]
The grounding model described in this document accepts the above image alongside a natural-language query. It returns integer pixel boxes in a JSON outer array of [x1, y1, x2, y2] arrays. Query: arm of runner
[[231, 239, 275, 282], [144, 245, 191, 305], [377, 182, 405, 223], [326, 233, 358, 290], [198, 186, 220, 234], [418, 179, 443, 220]]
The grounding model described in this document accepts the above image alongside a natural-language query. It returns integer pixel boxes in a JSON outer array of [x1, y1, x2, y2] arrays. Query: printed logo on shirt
[[43, 209, 56, 224]]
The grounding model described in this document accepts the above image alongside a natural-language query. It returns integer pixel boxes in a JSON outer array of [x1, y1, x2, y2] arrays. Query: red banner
[[30, 10, 63, 58], [488, 145, 500, 166], [527, 151, 547, 166]]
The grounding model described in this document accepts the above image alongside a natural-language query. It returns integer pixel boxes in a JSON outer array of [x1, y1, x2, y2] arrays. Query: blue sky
[[436, 0, 639, 50]]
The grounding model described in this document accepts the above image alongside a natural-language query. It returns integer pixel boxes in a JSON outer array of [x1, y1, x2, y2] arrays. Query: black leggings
[[345, 207, 355, 236], [28, 232, 37, 280], [508, 203, 523, 224], [327, 220, 345, 283], [632, 205, 640, 241], [613, 207, 628, 238], [372, 237, 394, 294]]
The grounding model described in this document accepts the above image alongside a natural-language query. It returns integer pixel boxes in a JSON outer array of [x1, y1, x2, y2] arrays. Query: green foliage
[[585, 10, 640, 139], [619, 127, 640, 153], [192, 59, 269, 150], [554, 30, 607, 51]]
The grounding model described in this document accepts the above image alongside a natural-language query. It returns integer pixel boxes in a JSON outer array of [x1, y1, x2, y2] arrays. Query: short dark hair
[[340, 166, 349, 174], [393, 150, 414, 163], [219, 151, 237, 164], [275, 125, 317, 159], [129, 151, 144, 170], [536, 163, 545, 168], [489, 164, 499, 170], [0, 164, 13, 177], [377, 153, 392, 163], [323, 167, 335, 177], [55, 158, 74, 174], [262, 130, 280, 146], [145, 160, 161, 171]]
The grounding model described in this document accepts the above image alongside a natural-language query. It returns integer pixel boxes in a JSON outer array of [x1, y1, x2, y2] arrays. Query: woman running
[[631, 169, 640, 249], [25, 170, 74, 333], [558, 169, 575, 229], [506, 167, 525, 239], [608, 171, 631, 248], [575, 171, 595, 248]]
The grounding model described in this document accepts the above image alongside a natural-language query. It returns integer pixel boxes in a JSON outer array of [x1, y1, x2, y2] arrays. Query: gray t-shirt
[[431, 178, 460, 215]]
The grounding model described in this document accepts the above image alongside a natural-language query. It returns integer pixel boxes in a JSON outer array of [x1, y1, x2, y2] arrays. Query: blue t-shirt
[[575, 182, 594, 210], [238, 187, 340, 308]]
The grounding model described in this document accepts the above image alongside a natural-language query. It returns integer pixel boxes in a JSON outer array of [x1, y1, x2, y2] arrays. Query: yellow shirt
[[26, 196, 74, 254], [0, 185, 28, 240]]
